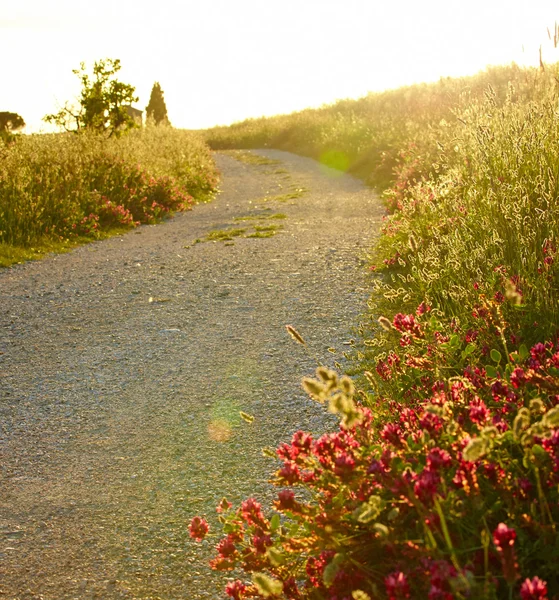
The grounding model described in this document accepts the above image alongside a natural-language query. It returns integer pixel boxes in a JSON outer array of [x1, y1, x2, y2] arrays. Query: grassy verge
[[192, 64, 559, 599], [0, 127, 219, 267]]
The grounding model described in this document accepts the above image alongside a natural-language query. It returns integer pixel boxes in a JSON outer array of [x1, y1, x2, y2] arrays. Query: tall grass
[[0, 127, 218, 256], [194, 63, 559, 599], [204, 64, 551, 189]]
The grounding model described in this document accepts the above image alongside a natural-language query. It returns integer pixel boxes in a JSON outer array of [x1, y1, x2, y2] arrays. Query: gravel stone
[[0, 150, 384, 599]]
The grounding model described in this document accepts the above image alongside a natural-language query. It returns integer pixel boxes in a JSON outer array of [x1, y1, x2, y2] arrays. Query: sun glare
[[1, 0, 558, 132]]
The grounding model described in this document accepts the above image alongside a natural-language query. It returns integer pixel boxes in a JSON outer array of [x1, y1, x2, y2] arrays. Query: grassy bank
[[0, 127, 219, 266], [204, 64, 551, 191], [194, 64, 559, 599]]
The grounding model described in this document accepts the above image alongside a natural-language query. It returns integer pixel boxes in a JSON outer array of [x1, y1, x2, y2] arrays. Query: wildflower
[[416, 301, 430, 316], [427, 448, 452, 470], [381, 423, 404, 447], [225, 580, 247, 600], [277, 461, 301, 485], [464, 329, 479, 343], [276, 489, 297, 510], [493, 523, 518, 584], [334, 452, 356, 478], [414, 468, 440, 503], [216, 535, 237, 558], [291, 430, 313, 456], [469, 397, 490, 425], [189, 516, 209, 541], [306, 551, 336, 587], [384, 571, 411, 600], [393, 313, 422, 337], [531, 343, 546, 361], [399, 334, 412, 347], [419, 412, 444, 436], [517, 477, 533, 498], [520, 577, 548, 600], [510, 368, 528, 388], [216, 497, 232, 513], [240, 498, 267, 528], [252, 531, 273, 554]]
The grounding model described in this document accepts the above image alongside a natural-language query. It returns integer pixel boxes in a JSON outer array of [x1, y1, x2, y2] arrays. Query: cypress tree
[[145, 82, 170, 125]]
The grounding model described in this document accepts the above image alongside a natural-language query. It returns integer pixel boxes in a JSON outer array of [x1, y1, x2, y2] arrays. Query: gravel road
[[0, 150, 384, 599]]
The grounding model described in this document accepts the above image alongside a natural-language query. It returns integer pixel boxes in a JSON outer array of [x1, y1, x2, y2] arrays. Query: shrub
[[0, 128, 218, 248]]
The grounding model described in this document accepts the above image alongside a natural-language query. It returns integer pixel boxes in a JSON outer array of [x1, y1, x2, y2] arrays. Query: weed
[[233, 213, 287, 222], [0, 128, 219, 265], [205, 228, 246, 242]]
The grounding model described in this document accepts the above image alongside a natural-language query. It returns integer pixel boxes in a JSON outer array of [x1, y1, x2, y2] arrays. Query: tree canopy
[[145, 82, 170, 126], [44, 59, 138, 136], [0, 112, 25, 132]]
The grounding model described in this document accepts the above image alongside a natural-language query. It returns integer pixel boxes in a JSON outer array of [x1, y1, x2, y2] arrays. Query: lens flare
[[319, 149, 350, 177]]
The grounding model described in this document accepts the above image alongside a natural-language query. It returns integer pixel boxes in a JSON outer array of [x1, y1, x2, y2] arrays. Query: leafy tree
[[44, 58, 138, 136], [145, 82, 170, 126], [0, 112, 25, 132]]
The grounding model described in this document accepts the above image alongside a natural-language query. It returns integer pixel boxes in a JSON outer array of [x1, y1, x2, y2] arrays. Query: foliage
[[0, 112, 25, 132], [193, 351, 559, 599], [203, 63, 557, 191], [44, 58, 139, 137], [192, 62, 559, 600], [146, 82, 170, 126], [0, 128, 218, 255]]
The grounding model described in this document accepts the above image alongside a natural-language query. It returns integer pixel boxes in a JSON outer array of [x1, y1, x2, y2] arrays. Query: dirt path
[[0, 150, 384, 599]]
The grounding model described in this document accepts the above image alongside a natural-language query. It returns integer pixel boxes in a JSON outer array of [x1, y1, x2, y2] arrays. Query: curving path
[[0, 150, 384, 599]]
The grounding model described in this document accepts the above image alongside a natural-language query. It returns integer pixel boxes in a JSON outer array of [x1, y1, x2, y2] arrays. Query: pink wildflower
[[225, 580, 246, 600], [189, 516, 209, 542], [520, 577, 548, 600], [384, 571, 411, 600]]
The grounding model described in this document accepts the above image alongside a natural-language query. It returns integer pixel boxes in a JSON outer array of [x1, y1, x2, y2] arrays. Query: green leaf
[[270, 514, 281, 532], [266, 547, 285, 566], [531, 444, 548, 466], [450, 334, 461, 348], [485, 365, 498, 379], [323, 553, 345, 587], [519, 344, 529, 360], [252, 573, 283, 597], [461, 343, 476, 359], [490, 349, 502, 364]]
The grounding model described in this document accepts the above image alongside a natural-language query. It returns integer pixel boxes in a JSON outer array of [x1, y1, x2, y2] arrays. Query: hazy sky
[[2, 0, 558, 132]]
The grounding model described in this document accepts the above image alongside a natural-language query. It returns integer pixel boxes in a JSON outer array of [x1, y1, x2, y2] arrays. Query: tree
[[145, 82, 170, 126], [0, 112, 25, 133], [44, 58, 138, 136]]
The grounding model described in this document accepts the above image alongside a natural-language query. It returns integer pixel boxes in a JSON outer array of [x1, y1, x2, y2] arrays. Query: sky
[[1, 0, 558, 133]]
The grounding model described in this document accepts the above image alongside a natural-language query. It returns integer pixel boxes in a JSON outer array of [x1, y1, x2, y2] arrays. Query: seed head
[[378, 316, 392, 331], [286, 324, 306, 345]]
